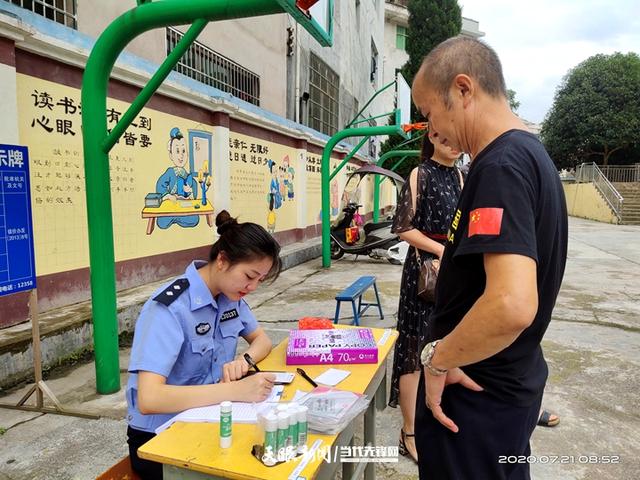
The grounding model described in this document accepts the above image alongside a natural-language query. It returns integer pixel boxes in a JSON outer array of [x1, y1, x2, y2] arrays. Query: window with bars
[[166, 27, 260, 106], [396, 25, 408, 51], [371, 39, 378, 84], [10, 0, 77, 29], [308, 53, 339, 136]]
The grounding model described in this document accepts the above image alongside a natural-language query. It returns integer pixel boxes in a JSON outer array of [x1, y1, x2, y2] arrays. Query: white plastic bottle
[[297, 405, 308, 454], [219, 401, 232, 448], [276, 412, 289, 462], [262, 412, 278, 466], [287, 404, 299, 453]]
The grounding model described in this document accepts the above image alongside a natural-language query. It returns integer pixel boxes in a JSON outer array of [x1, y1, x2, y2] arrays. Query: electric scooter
[[329, 165, 405, 264]]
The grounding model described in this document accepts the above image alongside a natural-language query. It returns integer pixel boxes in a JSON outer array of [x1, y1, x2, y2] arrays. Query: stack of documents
[[297, 386, 369, 435], [154, 385, 283, 434]]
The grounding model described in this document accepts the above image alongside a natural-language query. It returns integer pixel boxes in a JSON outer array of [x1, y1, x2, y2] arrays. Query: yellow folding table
[[138, 325, 398, 480]]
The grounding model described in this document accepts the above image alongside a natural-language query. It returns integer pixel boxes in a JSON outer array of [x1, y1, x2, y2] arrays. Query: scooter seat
[[364, 220, 393, 235]]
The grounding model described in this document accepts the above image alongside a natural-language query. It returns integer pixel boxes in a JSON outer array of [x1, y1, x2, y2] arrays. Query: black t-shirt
[[430, 129, 568, 406]]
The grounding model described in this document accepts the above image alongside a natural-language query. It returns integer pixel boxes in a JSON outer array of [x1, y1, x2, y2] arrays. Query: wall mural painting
[[142, 128, 213, 234], [228, 132, 298, 232], [266, 155, 296, 234]]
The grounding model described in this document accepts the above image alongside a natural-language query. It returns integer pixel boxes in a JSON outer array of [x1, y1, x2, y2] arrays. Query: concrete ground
[[0, 216, 638, 480]]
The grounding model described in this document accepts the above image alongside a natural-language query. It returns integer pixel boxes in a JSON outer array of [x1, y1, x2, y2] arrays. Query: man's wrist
[[430, 346, 447, 373], [420, 340, 448, 376]]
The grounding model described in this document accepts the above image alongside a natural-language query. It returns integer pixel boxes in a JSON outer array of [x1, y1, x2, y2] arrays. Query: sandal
[[537, 409, 560, 427], [399, 428, 418, 463]]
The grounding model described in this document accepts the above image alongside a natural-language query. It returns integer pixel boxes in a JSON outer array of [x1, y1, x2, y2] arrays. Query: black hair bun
[[215, 210, 238, 235]]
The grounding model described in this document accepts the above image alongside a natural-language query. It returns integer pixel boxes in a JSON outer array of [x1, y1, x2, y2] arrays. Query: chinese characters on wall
[[30, 89, 154, 148]]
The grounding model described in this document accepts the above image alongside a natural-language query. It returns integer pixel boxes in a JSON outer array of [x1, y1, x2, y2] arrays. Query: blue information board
[[0, 144, 36, 296]]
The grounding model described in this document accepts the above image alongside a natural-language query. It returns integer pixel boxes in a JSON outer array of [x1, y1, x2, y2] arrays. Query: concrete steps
[[615, 182, 640, 225]]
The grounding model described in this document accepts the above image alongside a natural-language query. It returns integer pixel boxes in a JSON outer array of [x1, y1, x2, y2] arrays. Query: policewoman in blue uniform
[[126, 210, 281, 479]]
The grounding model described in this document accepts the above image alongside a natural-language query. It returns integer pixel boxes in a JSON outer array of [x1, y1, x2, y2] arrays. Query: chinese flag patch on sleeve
[[468, 208, 504, 237]]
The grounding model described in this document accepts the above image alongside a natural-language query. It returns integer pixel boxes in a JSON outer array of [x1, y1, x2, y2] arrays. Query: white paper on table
[[314, 368, 351, 386], [291, 389, 309, 403], [154, 385, 284, 434], [377, 328, 393, 346], [291, 390, 309, 403]]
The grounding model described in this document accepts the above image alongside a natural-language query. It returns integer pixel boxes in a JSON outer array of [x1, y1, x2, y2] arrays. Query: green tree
[[380, 0, 462, 175], [402, 0, 463, 86], [507, 89, 520, 112], [541, 52, 640, 168]]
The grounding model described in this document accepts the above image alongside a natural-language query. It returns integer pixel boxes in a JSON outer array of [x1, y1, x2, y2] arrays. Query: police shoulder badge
[[153, 278, 190, 306]]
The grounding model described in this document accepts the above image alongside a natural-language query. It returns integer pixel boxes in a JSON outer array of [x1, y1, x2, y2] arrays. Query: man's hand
[[222, 357, 251, 382], [424, 367, 483, 433]]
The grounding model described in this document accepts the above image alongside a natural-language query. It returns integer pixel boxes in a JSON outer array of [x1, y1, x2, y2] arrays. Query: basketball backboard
[[396, 72, 412, 138], [276, 0, 334, 46]]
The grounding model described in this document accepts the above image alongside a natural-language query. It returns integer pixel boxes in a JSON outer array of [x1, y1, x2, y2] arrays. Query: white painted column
[[212, 125, 230, 218], [0, 60, 20, 144]]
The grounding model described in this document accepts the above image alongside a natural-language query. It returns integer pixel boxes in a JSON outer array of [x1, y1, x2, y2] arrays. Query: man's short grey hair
[[417, 36, 507, 108]]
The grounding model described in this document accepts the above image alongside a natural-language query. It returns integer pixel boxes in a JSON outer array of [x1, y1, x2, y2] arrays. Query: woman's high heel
[[399, 428, 418, 463]]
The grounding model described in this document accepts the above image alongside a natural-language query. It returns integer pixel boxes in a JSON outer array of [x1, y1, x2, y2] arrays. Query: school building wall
[[0, 12, 398, 329]]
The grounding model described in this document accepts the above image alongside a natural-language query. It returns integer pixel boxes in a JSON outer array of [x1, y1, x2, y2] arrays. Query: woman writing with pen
[[125, 210, 280, 479]]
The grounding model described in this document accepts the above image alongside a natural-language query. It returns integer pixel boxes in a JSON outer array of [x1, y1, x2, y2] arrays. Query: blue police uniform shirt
[[126, 260, 259, 432]]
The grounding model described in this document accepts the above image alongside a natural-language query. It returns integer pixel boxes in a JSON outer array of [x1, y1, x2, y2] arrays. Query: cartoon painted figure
[[268, 160, 282, 210], [266, 193, 276, 233], [278, 167, 287, 202], [330, 181, 339, 216], [156, 128, 199, 229], [285, 168, 295, 200]]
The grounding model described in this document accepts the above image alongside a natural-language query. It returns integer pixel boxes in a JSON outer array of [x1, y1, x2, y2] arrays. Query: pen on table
[[244, 353, 261, 372], [296, 368, 318, 388]]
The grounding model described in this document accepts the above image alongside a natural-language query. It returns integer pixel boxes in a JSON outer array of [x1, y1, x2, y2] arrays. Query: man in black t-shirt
[[411, 37, 568, 479]]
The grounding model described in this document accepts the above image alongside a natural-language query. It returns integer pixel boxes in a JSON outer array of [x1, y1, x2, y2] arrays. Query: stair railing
[[575, 162, 624, 221]]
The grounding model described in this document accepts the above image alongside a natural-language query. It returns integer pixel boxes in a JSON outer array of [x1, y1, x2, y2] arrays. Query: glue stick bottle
[[287, 404, 299, 453], [262, 412, 278, 466], [276, 411, 289, 462], [297, 405, 308, 454], [219, 401, 232, 448]]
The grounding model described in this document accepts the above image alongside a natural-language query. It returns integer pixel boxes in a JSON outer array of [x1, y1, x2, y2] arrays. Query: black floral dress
[[389, 159, 462, 408]]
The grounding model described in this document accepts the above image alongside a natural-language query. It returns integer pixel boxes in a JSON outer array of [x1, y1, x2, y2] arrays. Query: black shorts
[[415, 372, 542, 480], [127, 425, 163, 480]]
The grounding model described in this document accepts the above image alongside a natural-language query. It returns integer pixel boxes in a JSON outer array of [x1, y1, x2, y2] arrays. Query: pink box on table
[[286, 328, 378, 365]]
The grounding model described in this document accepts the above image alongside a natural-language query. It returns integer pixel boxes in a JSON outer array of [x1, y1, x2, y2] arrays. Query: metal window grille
[[166, 27, 260, 106], [308, 52, 339, 135], [10, 0, 77, 29]]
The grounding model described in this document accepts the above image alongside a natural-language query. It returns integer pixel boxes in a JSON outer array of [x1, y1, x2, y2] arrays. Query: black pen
[[244, 353, 261, 372], [296, 368, 318, 388]]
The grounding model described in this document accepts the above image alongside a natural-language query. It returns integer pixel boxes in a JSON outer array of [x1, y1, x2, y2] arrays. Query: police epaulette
[[153, 278, 190, 306]]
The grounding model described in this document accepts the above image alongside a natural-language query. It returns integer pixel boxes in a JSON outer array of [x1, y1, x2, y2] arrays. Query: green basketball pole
[[82, 0, 332, 394]]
